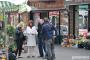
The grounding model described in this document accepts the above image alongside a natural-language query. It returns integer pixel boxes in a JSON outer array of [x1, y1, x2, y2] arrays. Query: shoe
[[32, 56, 35, 58], [27, 56, 31, 58], [42, 56, 47, 59], [37, 56, 43, 58], [18, 56, 23, 58], [51, 56, 56, 60]]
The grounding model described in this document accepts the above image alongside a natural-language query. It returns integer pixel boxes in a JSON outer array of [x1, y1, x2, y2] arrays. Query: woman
[[15, 27, 24, 58], [24, 20, 38, 57]]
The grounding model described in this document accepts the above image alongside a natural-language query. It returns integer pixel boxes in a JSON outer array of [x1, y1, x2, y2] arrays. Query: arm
[[31, 26, 38, 35], [52, 24, 57, 36]]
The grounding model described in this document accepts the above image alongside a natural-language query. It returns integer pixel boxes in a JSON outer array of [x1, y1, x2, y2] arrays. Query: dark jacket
[[15, 27, 24, 47], [38, 23, 43, 39], [42, 21, 57, 40]]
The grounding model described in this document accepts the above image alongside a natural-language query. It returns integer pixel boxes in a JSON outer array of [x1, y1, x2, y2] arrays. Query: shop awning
[[0, 1, 37, 13], [0, 1, 18, 13], [18, 4, 37, 13]]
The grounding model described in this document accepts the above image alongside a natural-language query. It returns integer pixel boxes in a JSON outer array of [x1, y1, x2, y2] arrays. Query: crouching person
[[8, 47, 16, 60]]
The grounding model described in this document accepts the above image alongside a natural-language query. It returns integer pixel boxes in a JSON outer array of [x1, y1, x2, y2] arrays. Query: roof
[[0, 1, 18, 13], [0, 1, 34, 13]]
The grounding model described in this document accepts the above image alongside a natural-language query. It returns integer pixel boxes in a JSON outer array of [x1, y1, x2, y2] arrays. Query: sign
[[66, 0, 90, 5], [28, 0, 64, 9], [49, 11, 59, 16], [68, 0, 90, 2]]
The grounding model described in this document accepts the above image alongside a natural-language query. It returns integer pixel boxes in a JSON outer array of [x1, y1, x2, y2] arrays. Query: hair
[[44, 17, 49, 22], [28, 20, 33, 26]]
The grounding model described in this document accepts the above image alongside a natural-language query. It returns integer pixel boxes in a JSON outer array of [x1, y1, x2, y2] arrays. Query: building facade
[[27, 0, 65, 27], [65, 0, 90, 38], [27, 0, 65, 44]]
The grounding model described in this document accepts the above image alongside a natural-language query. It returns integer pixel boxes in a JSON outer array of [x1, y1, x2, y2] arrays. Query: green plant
[[0, 31, 5, 47], [9, 42, 17, 52], [7, 25, 15, 36]]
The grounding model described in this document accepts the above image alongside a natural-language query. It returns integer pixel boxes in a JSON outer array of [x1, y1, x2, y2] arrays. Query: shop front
[[66, 0, 90, 38], [27, 0, 69, 44]]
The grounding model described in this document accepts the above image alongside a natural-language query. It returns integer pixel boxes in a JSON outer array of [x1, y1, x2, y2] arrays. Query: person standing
[[42, 18, 57, 60], [15, 27, 24, 58], [24, 20, 38, 57], [38, 19, 46, 58]]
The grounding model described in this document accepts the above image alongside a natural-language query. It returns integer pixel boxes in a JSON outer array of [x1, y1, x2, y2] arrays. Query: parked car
[[56, 25, 68, 44], [56, 25, 68, 36]]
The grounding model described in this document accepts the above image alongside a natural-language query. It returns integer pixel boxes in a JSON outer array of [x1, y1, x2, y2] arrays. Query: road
[[17, 46, 90, 60]]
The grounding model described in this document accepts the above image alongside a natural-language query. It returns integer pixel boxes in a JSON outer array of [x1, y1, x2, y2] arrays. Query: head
[[44, 17, 49, 22], [28, 20, 33, 27], [18, 27, 22, 31], [38, 19, 44, 24]]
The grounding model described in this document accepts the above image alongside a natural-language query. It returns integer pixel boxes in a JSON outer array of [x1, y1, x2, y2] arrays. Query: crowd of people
[[12, 18, 57, 60]]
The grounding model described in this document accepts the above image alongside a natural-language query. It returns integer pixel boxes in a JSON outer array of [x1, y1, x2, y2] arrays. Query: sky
[[0, 0, 27, 5]]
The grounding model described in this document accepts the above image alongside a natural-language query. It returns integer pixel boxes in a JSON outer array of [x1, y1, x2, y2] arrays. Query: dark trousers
[[38, 39, 46, 57], [15, 42, 23, 56]]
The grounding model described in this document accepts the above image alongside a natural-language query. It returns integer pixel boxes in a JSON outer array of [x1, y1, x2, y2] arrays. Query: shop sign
[[66, 0, 90, 5], [28, 0, 64, 9], [49, 11, 59, 16]]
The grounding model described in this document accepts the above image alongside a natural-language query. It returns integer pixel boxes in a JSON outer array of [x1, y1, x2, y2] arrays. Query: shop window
[[40, 12, 48, 19]]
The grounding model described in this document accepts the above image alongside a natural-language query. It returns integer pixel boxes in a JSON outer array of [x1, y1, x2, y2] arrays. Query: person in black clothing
[[8, 47, 16, 60], [15, 27, 25, 58], [38, 19, 46, 58]]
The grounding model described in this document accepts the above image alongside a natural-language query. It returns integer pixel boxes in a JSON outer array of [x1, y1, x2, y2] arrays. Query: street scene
[[0, 0, 90, 60]]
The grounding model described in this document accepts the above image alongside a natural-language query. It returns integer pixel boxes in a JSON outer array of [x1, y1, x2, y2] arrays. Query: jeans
[[38, 39, 47, 57], [45, 39, 55, 60]]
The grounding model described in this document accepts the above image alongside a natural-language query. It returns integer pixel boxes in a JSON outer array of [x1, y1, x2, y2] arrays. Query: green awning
[[0, 1, 37, 13], [0, 1, 18, 13], [18, 4, 37, 13]]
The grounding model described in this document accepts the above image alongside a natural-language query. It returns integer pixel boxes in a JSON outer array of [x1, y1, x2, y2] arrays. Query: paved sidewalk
[[17, 46, 90, 60]]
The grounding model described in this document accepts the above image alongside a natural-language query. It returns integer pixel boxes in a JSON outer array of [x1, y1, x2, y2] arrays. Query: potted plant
[[78, 40, 84, 48], [7, 25, 15, 37], [6, 25, 15, 47]]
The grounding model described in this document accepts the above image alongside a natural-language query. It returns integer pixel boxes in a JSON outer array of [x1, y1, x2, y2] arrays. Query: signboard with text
[[28, 0, 64, 9], [66, 0, 90, 5]]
